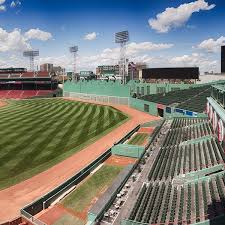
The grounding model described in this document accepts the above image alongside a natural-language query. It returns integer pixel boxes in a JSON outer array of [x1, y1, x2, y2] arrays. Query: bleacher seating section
[[129, 175, 225, 224], [0, 90, 54, 99], [35, 71, 50, 77], [140, 85, 211, 113], [128, 117, 225, 224], [19, 72, 50, 78], [0, 74, 9, 78], [10, 74, 22, 78], [0, 71, 50, 78]]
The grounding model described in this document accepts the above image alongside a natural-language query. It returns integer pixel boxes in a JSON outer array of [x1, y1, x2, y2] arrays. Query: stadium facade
[[207, 84, 225, 149]]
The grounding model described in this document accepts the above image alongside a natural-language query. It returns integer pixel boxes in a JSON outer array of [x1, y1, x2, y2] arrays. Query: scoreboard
[[142, 67, 199, 80], [222, 46, 225, 73]]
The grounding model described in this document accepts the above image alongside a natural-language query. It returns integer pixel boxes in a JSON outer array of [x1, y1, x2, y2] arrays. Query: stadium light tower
[[115, 31, 129, 85], [69, 46, 78, 82], [23, 50, 39, 72]]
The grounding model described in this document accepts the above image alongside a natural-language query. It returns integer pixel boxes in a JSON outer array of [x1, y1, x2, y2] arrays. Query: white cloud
[[127, 42, 173, 54], [0, 27, 53, 52], [170, 53, 218, 72], [0, 28, 31, 52], [37, 52, 218, 74], [3, 50, 219, 74], [84, 32, 97, 41], [197, 36, 225, 52], [0, 5, 6, 11], [38, 41, 173, 71], [24, 28, 52, 41], [10, 1, 16, 7], [0, 0, 6, 12], [149, 0, 215, 33], [10, 0, 21, 8]]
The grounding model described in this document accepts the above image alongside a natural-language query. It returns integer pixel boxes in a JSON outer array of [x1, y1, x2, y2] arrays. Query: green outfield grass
[[53, 214, 85, 225], [0, 99, 128, 190], [62, 164, 123, 212], [128, 133, 148, 145]]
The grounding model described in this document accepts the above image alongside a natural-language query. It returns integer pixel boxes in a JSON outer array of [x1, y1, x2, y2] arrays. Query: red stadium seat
[[0, 90, 55, 99], [21, 72, 35, 78]]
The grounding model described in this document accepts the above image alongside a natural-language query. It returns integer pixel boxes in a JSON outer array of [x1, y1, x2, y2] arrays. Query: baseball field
[[0, 98, 128, 190]]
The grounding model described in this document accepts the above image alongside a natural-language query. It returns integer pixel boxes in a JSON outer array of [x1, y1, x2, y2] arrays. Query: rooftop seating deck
[[140, 85, 211, 113]]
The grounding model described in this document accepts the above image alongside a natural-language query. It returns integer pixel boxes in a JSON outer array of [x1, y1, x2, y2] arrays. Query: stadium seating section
[[129, 175, 225, 224], [140, 85, 211, 113], [0, 90, 54, 99], [0, 72, 50, 78], [128, 117, 225, 224]]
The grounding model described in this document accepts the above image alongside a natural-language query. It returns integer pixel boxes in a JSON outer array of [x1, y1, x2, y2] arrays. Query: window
[[137, 87, 140, 94], [141, 87, 144, 95], [144, 104, 149, 112], [157, 87, 166, 94], [147, 86, 150, 95]]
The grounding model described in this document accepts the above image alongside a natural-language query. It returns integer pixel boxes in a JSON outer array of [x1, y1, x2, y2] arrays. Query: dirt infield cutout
[[0, 101, 7, 107]]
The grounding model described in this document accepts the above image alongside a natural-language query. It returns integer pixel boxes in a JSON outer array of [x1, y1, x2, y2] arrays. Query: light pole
[[115, 31, 129, 85], [23, 50, 39, 75], [69, 46, 78, 83]]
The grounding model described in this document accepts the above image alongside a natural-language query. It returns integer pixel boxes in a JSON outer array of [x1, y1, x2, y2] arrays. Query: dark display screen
[[142, 67, 199, 79], [222, 46, 225, 73]]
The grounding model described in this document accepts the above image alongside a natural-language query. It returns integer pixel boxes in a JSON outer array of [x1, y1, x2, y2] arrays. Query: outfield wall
[[129, 98, 158, 116], [63, 80, 197, 98], [64, 81, 207, 118], [64, 80, 130, 97]]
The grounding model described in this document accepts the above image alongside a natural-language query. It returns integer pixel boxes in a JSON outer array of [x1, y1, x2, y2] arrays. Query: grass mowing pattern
[[62, 164, 123, 212], [128, 133, 148, 146], [0, 99, 128, 190]]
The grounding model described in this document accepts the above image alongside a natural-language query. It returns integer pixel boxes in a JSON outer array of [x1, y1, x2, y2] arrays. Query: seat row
[[163, 122, 212, 147], [148, 138, 224, 181], [170, 117, 208, 129], [129, 175, 225, 224]]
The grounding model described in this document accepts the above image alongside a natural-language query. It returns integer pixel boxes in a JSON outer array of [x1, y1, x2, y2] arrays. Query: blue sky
[[0, 0, 224, 73]]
